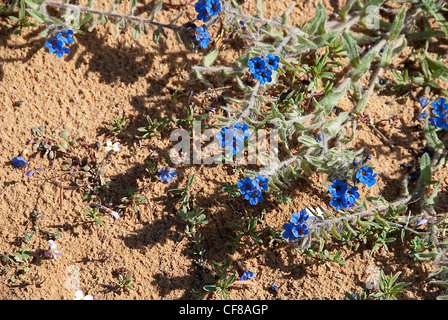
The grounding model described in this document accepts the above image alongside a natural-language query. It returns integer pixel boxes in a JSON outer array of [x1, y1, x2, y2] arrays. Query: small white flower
[[105, 141, 120, 152], [45, 240, 63, 259], [74, 290, 93, 300], [305, 206, 325, 223]]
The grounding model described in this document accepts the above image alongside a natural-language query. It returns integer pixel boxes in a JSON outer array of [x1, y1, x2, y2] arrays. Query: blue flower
[[295, 223, 308, 237], [328, 179, 347, 197], [194, 0, 220, 20], [290, 209, 309, 225], [233, 123, 250, 140], [282, 211, 309, 241], [431, 97, 447, 116], [419, 97, 428, 108], [240, 269, 256, 281], [328, 179, 360, 210], [237, 177, 255, 195], [282, 221, 308, 241], [244, 189, 263, 205], [194, 24, 210, 48], [417, 112, 428, 121], [247, 57, 267, 74], [11, 156, 28, 168], [344, 186, 359, 209], [330, 194, 348, 210], [45, 38, 70, 58], [253, 68, 272, 85], [356, 166, 377, 187], [194, 0, 209, 8], [217, 124, 249, 155], [209, 0, 221, 15], [247, 55, 278, 84], [195, 4, 210, 22], [57, 30, 74, 45], [158, 167, 177, 182], [224, 134, 245, 155], [253, 175, 269, 191], [237, 175, 267, 205], [432, 113, 448, 130], [216, 126, 231, 147], [282, 222, 298, 241], [266, 53, 280, 71]]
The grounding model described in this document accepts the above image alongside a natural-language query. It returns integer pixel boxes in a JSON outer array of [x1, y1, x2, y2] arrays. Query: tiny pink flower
[[44, 240, 63, 259]]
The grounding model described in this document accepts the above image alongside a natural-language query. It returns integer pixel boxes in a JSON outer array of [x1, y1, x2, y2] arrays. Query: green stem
[[43, 0, 181, 31]]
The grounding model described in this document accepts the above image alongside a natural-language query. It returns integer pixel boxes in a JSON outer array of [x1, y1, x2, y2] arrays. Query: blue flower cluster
[[247, 53, 280, 85], [194, 25, 211, 49], [216, 123, 250, 155], [237, 175, 268, 205], [429, 97, 448, 130], [45, 30, 74, 58], [158, 167, 177, 182], [282, 210, 309, 241], [328, 179, 360, 210], [328, 165, 377, 211], [195, 0, 221, 22]]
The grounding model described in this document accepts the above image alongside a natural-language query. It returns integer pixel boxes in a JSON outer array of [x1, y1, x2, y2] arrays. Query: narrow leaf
[[203, 49, 219, 67], [341, 32, 360, 68]]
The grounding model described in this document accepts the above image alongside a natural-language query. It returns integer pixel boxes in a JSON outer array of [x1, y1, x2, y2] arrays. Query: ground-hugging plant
[[4, 0, 448, 299]]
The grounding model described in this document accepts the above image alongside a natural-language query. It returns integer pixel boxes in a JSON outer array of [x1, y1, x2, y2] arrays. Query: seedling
[[137, 115, 170, 138], [108, 116, 130, 137], [83, 205, 106, 227], [118, 188, 147, 216]]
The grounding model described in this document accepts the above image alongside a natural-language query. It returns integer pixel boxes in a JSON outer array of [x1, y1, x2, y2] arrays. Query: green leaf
[[315, 78, 351, 115], [133, 23, 141, 40], [130, 0, 137, 15], [412, 26, 446, 38], [340, 0, 357, 20], [313, 30, 339, 47], [26, 8, 46, 24], [256, 0, 263, 19], [304, 2, 326, 35], [413, 251, 439, 261], [153, 27, 161, 44], [203, 49, 219, 67], [351, 50, 377, 82], [419, 152, 438, 186], [151, 0, 163, 20], [388, 6, 406, 39], [203, 285, 217, 292], [323, 111, 349, 136], [48, 16, 65, 26], [24, 0, 45, 10], [298, 135, 321, 149], [295, 34, 318, 50], [187, 174, 195, 186], [79, 13, 93, 27], [341, 32, 360, 68], [280, 1, 295, 24]]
